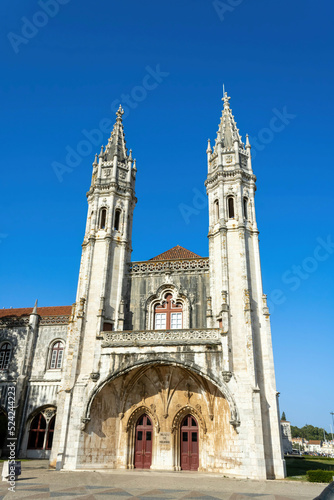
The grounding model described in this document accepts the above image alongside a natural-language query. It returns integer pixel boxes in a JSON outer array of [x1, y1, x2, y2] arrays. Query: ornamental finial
[[222, 90, 231, 110], [116, 105, 124, 119]]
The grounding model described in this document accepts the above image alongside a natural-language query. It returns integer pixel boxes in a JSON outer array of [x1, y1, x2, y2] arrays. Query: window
[[28, 413, 46, 449], [155, 313, 166, 330], [243, 197, 248, 219], [227, 197, 235, 218], [0, 343, 12, 370], [49, 341, 64, 369], [99, 208, 107, 229], [46, 415, 55, 449], [154, 294, 183, 330], [114, 209, 121, 231], [171, 313, 182, 329], [214, 199, 219, 222]]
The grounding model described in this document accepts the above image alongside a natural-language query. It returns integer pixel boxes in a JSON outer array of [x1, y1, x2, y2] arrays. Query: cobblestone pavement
[[0, 461, 325, 500]]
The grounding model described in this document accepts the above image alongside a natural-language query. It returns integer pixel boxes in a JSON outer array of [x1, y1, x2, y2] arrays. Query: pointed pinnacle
[[206, 139, 212, 154], [246, 134, 251, 147], [116, 105, 124, 119], [32, 299, 38, 314]]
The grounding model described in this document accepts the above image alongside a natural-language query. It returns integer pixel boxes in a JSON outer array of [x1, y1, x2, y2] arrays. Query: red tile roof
[[150, 245, 202, 261], [0, 306, 72, 318]]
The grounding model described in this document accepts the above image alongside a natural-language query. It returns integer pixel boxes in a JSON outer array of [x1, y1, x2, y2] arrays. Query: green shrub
[[307, 470, 334, 483]]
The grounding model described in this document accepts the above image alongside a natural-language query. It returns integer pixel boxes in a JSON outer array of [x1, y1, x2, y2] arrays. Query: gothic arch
[[126, 405, 160, 434], [145, 284, 190, 330], [171, 404, 207, 435], [83, 358, 240, 433]]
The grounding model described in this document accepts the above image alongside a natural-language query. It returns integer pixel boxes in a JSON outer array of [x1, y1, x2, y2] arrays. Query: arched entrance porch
[[79, 363, 237, 472]]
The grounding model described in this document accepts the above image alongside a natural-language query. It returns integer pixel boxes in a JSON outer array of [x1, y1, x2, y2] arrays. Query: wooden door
[[180, 415, 199, 471], [134, 414, 153, 469]]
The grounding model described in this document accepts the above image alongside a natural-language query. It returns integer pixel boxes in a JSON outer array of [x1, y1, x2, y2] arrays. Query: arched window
[[227, 197, 235, 219], [28, 413, 46, 449], [49, 341, 64, 369], [46, 415, 55, 450], [154, 293, 183, 330], [114, 209, 121, 231], [243, 197, 248, 220], [214, 200, 219, 222], [0, 343, 12, 370], [99, 208, 107, 229]]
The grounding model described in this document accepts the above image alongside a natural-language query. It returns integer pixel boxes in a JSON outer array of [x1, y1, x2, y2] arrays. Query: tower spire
[[104, 105, 129, 162], [214, 92, 244, 152]]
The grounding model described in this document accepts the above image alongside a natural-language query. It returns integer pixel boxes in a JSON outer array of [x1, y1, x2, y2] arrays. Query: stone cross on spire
[[222, 91, 231, 110]]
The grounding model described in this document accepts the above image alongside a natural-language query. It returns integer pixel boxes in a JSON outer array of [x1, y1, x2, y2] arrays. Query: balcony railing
[[101, 328, 226, 348]]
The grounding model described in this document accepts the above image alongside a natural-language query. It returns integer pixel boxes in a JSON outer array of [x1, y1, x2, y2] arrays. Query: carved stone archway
[[171, 404, 206, 471], [125, 405, 160, 469]]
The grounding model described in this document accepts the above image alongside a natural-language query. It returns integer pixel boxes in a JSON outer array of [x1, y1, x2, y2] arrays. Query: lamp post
[[330, 412, 334, 442]]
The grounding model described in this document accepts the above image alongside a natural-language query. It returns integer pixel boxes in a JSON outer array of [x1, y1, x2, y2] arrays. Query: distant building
[[280, 420, 292, 454], [308, 440, 322, 453]]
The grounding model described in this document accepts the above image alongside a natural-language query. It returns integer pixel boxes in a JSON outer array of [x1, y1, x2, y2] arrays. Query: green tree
[[290, 424, 331, 441], [281, 412, 286, 421]]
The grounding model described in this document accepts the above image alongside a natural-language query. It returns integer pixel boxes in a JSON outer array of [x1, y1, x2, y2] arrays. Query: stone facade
[[280, 420, 293, 454], [0, 94, 285, 479]]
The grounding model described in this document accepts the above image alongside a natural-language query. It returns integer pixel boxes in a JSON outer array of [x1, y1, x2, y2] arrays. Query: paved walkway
[[0, 460, 326, 500]]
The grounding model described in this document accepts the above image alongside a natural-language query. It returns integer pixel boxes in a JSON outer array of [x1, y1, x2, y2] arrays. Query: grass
[[286, 456, 334, 481]]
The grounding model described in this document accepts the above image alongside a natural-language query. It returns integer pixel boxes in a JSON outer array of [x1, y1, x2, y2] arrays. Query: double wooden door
[[180, 415, 199, 470], [134, 414, 153, 469]]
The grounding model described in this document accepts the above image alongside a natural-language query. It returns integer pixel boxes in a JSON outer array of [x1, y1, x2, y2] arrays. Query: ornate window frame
[[145, 285, 190, 330]]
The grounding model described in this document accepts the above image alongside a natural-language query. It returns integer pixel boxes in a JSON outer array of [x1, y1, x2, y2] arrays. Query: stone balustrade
[[128, 258, 209, 275], [101, 328, 226, 348]]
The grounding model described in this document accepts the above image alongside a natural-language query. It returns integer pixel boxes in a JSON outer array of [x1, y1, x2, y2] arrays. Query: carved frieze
[[101, 328, 224, 347]]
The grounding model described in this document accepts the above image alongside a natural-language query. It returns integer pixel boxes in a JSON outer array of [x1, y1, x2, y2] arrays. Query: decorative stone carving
[[43, 408, 56, 422], [222, 371, 232, 383], [126, 405, 160, 434], [171, 405, 207, 434], [129, 258, 209, 275], [80, 417, 90, 431], [90, 372, 100, 382], [101, 329, 223, 347]]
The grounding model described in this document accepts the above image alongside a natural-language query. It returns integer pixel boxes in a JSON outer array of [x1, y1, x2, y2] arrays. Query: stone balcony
[[101, 328, 226, 348]]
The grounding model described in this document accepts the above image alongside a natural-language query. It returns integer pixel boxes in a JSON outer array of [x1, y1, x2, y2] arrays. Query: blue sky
[[1, 0, 333, 432]]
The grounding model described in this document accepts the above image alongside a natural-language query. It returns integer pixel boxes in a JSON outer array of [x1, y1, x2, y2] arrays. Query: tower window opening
[[214, 200, 219, 222], [114, 209, 121, 231], [99, 208, 107, 229], [227, 197, 235, 219], [243, 197, 248, 220]]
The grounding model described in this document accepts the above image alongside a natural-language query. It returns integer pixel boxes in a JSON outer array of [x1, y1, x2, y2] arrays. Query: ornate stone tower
[[50, 106, 137, 469], [205, 92, 285, 479]]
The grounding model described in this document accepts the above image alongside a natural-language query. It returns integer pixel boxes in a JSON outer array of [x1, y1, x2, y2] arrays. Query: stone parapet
[[101, 328, 224, 347], [129, 258, 209, 275]]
